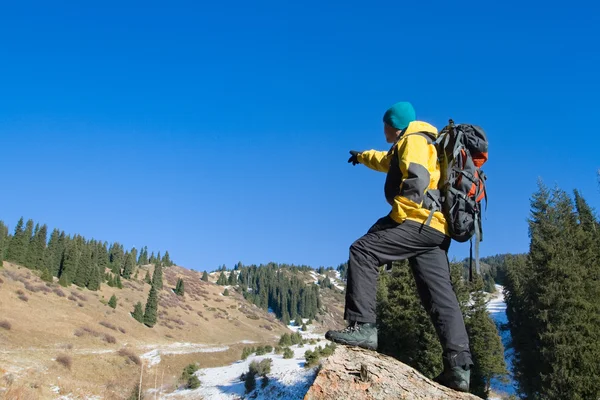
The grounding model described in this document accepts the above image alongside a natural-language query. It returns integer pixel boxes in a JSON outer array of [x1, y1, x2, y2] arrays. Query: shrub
[[68, 295, 77, 302], [187, 375, 201, 389], [0, 320, 11, 330], [264, 345, 273, 353], [255, 346, 266, 356], [274, 346, 283, 354], [119, 327, 127, 334], [99, 321, 117, 331], [249, 359, 272, 376], [56, 354, 72, 370], [18, 294, 28, 302], [118, 348, 141, 365], [279, 333, 292, 347], [283, 347, 294, 359], [103, 334, 117, 344], [16, 289, 24, 296]]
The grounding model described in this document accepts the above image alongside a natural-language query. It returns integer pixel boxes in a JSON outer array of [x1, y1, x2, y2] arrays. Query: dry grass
[[117, 348, 141, 365], [56, 354, 72, 370], [0, 319, 11, 330]]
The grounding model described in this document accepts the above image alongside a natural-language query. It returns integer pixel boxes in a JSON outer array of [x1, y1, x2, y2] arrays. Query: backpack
[[435, 119, 489, 280]]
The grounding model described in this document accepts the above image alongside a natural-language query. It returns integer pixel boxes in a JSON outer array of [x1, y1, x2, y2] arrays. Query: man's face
[[384, 123, 400, 144]]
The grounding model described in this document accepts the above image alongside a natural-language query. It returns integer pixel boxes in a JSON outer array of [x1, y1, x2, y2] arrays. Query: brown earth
[[0, 262, 344, 399]]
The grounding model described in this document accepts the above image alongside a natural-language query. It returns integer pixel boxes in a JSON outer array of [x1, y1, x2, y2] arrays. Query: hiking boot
[[325, 322, 378, 351], [433, 365, 470, 392]]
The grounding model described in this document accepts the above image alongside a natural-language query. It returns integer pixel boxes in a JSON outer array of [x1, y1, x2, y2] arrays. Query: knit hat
[[383, 102, 416, 130]]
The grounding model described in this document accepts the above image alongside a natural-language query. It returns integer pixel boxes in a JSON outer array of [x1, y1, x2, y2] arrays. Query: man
[[325, 101, 473, 392]]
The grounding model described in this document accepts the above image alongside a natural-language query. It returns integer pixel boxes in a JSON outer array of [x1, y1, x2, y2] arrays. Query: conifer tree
[[0, 221, 8, 266], [149, 251, 156, 264], [21, 219, 34, 265], [108, 294, 117, 309], [228, 271, 238, 286], [25, 222, 40, 268], [116, 274, 123, 289], [96, 242, 109, 275], [138, 246, 149, 265], [41, 267, 53, 282], [464, 274, 506, 398], [144, 270, 151, 284], [74, 245, 92, 288], [162, 251, 172, 267], [217, 271, 227, 285], [130, 247, 138, 268], [132, 301, 144, 323], [201, 271, 209, 282], [122, 252, 135, 279], [59, 241, 79, 286], [223, 288, 229, 296], [27, 224, 48, 270], [157, 251, 161, 264], [175, 278, 185, 296], [109, 243, 124, 275], [144, 285, 158, 327], [46, 229, 61, 276], [506, 182, 600, 399], [6, 217, 27, 264], [151, 263, 163, 290]]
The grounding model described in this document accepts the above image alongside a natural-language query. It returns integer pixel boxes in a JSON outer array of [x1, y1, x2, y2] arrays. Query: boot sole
[[326, 336, 377, 351]]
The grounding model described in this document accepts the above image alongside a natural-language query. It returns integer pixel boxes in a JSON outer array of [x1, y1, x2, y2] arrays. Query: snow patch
[[141, 349, 161, 368], [486, 285, 506, 314]]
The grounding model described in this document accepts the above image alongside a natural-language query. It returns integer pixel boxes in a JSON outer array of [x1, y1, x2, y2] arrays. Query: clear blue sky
[[1, 0, 599, 271]]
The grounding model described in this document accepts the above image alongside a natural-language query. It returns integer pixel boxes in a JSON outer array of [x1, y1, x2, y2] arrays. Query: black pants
[[344, 216, 473, 368]]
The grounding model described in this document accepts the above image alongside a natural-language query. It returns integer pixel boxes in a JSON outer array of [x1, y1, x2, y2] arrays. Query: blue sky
[[1, 0, 599, 271]]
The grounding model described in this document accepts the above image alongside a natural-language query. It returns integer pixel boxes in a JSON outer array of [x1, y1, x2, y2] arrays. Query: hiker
[[325, 101, 474, 392]]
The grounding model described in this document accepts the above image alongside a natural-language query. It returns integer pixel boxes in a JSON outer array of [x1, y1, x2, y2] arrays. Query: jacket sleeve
[[357, 150, 390, 172], [397, 135, 431, 206]]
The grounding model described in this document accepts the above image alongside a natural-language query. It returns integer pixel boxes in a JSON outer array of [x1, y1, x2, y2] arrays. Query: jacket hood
[[403, 121, 438, 139]]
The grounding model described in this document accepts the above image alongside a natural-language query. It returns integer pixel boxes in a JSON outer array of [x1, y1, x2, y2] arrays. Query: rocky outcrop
[[304, 346, 481, 400]]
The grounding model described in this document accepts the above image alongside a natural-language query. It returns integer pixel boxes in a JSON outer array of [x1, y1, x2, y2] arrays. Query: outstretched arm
[[357, 150, 391, 172]]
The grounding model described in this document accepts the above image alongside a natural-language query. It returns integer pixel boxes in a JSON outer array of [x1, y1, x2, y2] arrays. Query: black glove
[[348, 150, 361, 166]]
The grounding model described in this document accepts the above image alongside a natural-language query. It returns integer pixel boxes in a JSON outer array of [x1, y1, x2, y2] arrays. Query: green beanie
[[383, 102, 416, 130]]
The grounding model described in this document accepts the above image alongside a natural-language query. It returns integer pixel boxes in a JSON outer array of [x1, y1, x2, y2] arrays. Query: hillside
[[0, 261, 345, 399]]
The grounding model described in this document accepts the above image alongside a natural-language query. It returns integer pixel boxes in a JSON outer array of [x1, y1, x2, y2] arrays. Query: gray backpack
[[436, 120, 489, 279]]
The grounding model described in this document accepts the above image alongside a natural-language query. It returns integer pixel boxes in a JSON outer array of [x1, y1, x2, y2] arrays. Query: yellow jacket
[[357, 121, 449, 236]]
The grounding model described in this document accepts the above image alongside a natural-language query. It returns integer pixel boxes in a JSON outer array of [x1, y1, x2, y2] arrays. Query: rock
[[304, 346, 481, 400]]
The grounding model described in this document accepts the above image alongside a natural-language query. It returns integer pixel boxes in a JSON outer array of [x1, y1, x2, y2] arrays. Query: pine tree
[[162, 251, 172, 267], [130, 247, 138, 268], [138, 246, 149, 265], [109, 242, 125, 275], [151, 263, 163, 290], [174, 278, 185, 296], [116, 274, 123, 289], [0, 221, 8, 266], [217, 271, 227, 285], [202, 271, 209, 282], [377, 261, 442, 378], [74, 245, 92, 288], [41, 267, 53, 282], [21, 219, 34, 266], [46, 229, 61, 276], [144, 270, 151, 284], [26, 224, 48, 270], [223, 288, 229, 296], [108, 294, 117, 309], [157, 251, 161, 265], [59, 241, 79, 286], [132, 302, 144, 323], [505, 182, 600, 399], [6, 217, 27, 264], [149, 251, 156, 264], [144, 285, 158, 327], [122, 252, 135, 279], [96, 242, 109, 275], [464, 274, 507, 398], [228, 271, 238, 286]]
